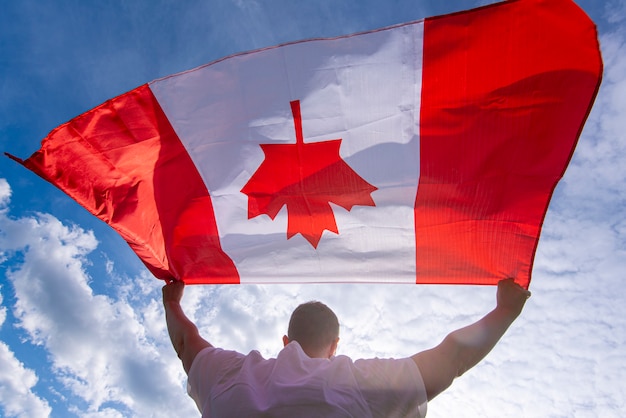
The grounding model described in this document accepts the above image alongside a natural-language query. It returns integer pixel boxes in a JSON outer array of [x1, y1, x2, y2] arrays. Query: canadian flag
[[13, 0, 602, 286]]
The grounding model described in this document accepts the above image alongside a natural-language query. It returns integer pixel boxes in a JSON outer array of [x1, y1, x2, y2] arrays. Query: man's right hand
[[496, 278, 531, 319]]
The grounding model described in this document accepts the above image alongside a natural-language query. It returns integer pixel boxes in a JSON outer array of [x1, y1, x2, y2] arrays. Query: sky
[[0, 0, 625, 417]]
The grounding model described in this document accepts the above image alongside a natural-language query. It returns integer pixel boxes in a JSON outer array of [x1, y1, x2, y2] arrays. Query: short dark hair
[[287, 301, 339, 352]]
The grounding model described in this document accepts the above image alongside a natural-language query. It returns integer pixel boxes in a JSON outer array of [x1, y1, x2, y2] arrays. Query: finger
[[500, 277, 527, 290], [163, 277, 177, 286]]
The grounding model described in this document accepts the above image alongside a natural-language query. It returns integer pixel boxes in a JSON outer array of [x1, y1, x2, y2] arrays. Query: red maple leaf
[[241, 100, 378, 248]]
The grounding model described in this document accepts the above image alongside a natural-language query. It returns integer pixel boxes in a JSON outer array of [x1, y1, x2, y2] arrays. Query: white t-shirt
[[187, 341, 428, 417]]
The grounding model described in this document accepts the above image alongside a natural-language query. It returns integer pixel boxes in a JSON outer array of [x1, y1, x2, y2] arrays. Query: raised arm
[[162, 281, 212, 374], [411, 278, 530, 401]]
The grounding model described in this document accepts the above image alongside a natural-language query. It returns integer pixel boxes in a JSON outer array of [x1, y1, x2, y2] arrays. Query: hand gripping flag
[[9, 0, 602, 286]]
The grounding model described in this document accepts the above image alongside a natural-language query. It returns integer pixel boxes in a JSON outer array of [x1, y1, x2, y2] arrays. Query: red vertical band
[[416, 0, 602, 287], [23, 85, 240, 284]]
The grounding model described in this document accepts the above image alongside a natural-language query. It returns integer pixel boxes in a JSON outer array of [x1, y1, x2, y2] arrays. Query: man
[[163, 278, 530, 417]]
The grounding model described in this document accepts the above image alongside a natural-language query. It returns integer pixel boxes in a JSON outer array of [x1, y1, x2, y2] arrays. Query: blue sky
[[1, 0, 625, 417]]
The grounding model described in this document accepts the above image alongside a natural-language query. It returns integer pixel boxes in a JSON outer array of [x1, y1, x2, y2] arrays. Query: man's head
[[282, 301, 339, 359]]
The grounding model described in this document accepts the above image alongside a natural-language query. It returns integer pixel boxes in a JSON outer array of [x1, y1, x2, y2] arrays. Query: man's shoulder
[[190, 346, 253, 374], [197, 346, 268, 362]]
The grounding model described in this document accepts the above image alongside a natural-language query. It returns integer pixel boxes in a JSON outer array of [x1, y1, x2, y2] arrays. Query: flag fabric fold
[[14, 0, 602, 287]]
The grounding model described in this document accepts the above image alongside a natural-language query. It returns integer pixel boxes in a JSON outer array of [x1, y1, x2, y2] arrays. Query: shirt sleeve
[[187, 347, 246, 415], [353, 357, 428, 418]]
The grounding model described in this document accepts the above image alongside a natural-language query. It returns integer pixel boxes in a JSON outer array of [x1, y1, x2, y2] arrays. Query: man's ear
[[282, 335, 290, 347], [328, 337, 339, 358]]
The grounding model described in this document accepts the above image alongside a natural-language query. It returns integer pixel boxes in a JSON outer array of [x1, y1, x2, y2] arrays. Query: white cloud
[[0, 178, 10, 209], [0, 185, 198, 417], [0, 287, 5, 328], [0, 245, 52, 418], [0, 178, 9, 265], [0, 341, 52, 418]]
